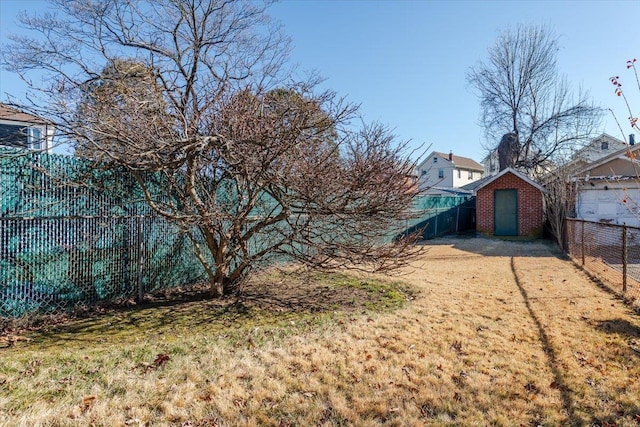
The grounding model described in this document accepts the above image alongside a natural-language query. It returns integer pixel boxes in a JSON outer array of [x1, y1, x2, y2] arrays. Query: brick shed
[[476, 168, 545, 238]]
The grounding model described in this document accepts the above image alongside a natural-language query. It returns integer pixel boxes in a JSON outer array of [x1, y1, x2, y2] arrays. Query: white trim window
[[28, 127, 42, 150], [0, 124, 43, 150]]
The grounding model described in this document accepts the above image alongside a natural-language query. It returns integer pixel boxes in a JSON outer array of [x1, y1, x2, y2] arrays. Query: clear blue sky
[[2, 0, 640, 161]]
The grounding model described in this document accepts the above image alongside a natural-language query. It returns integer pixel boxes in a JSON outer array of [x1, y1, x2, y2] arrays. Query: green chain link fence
[[400, 195, 476, 240], [0, 150, 205, 317], [1, 150, 477, 317]]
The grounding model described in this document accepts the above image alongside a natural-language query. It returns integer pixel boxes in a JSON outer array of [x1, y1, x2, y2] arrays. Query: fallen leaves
[[153, 353, 170, 367], [450, 340, 466, 355], [137, 353, 171, 373], [81, 395, 96, 412], [0, 334, 31, 348]]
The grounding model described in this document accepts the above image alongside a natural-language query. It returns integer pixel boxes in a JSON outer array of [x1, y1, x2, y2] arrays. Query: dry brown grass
[[580, 255, 640, 308], [2, 237, 640, 426]]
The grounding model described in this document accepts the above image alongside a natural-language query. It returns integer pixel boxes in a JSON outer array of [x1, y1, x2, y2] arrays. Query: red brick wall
[[476, 172, 544, 238]]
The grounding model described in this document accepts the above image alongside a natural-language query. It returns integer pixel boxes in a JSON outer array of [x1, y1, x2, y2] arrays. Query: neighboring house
[[566, 133, 627, 172], [476, 168, 545, 238], [573, 143, 640, 227], [482, 133, 627, 178], [482, 151, 500, 177], [416, 151, 484, 194], [0, 103, 55, 152]]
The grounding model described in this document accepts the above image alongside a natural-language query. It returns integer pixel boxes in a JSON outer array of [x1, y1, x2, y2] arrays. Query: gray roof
[[460, 175, 493, 192]]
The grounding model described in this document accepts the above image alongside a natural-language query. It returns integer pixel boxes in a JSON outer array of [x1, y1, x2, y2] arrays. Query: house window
[[0, 124, 42, 149], [457, 170, 461, 178], [0, 124, 28, 148], [421, 170, 427, 176], [468, 171, 473, 179], [601, 140, 609, 150], [29, 128, 41, 150], [438, 169, 444, 179], [433, 157, 438, 163]]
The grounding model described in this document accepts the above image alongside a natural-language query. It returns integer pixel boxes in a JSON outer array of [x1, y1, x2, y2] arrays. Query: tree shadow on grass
[[423, 235, 565, 258], [512, 258, 640, 425], [510, 257, 582, 426], [3, 271, 393, 350], [594, 318, 640, 339]]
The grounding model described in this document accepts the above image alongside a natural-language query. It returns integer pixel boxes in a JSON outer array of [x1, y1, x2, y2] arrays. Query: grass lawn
[[1, 237, 640, 426]]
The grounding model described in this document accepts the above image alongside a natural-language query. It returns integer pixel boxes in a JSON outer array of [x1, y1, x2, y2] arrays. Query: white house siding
[[453, 169, 482, 187], [421, 166, 482, 190], [418, 155, 454, 189], [0, 104, 55, 152], [574, 134, 627, 164], [417, 151, 484, 190], [576, 181, 640, 227], [482, 151, 499, 177], [452, 170, 481, 188]]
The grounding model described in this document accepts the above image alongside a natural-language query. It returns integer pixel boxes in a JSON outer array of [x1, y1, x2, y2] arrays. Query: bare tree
[[610, 58, 640, 137], [542, 166, 579, 250], [468, 24, 602, 173], [2, 0, 422, 297]]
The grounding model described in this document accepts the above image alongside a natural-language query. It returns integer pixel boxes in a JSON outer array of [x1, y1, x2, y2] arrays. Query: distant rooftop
[[433, 151, 484, 171], [0, 103, 49, 124]]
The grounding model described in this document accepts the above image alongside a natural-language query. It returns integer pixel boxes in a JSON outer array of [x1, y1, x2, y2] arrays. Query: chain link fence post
[[136, 216, 145, 302], [622, 224, 628, 294], [581, 220, 585, 266]]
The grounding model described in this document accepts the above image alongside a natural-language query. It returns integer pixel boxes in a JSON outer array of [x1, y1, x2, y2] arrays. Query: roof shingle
[[0, 103, 49, 124], [433, 151, 483, 171]]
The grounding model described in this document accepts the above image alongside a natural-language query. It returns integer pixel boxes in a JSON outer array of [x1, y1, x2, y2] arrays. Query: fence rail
[[565, 218, 640, 303]]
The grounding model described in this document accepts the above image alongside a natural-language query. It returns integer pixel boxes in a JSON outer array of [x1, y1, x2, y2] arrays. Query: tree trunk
[[211, 269, 225, 298], [209, 275, 240, 298]]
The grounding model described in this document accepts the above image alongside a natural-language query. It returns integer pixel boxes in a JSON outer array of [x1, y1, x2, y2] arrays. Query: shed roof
[[460, 175, 493, 192], [476, 167, 545, 193]]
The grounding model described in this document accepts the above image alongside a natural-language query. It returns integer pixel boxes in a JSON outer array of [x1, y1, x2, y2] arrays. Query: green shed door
[[494, 189, 518, 236]]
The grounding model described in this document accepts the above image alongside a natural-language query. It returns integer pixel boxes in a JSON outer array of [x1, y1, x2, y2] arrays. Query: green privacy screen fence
[[0, 150, 205, 317], [400, 195, 476, 240], [0, 150, 476, 317]]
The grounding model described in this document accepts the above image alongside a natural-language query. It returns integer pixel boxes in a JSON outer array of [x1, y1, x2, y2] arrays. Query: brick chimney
[[449, 151, 453, 161]]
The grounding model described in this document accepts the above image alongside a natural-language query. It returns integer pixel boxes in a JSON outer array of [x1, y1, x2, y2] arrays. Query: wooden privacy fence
[[565, 218, 640, 302]]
